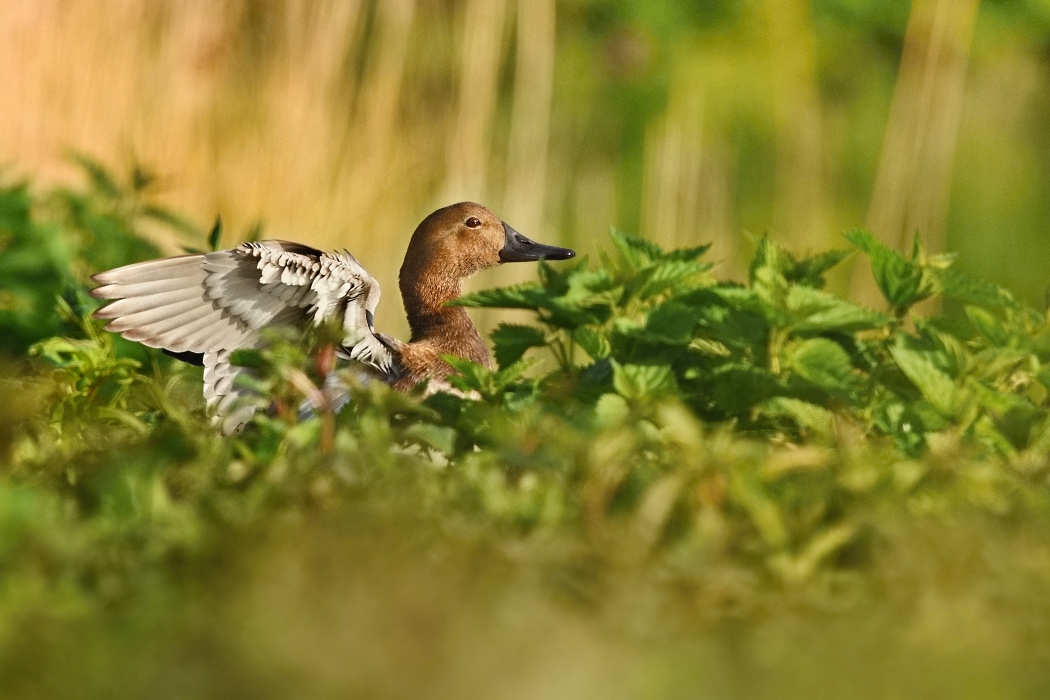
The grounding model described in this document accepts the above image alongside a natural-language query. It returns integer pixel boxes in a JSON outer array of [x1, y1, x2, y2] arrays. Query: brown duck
[[90, 202, 575, 432]]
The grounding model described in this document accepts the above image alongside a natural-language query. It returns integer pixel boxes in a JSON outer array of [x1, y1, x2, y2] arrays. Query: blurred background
[[1, 0, 1048, 336]]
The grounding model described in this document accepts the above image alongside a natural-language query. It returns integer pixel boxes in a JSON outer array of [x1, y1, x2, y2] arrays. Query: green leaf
[[540, 298, 613, 330], [612, 361, 677, 399], [688, 338, 732, 357], [491, 324, 546, 369], [454, 283, 549, 309], [786, 338, 861, 399], [573, 326, 611, 360], [786, 286, 892, 334], [759, 397, 836, 437], [629, 260, 711, 300], [709, 365, 779, 416], [889, 342, 959, 417], [749, 237, 792, 313], [749, 236, 792, 285], [643, 301, 701, 344], [401, 423, 457, 455], [443, 356, 490, 394], [966, 306, 1008, 346], [229, 349, 265, 369], [665, 243, 711, 262], [564, 267, 617, 300], [208, 215, 223, 251], [939, 267, 1016, 310], [537, 257, 576, 294], [693, 287, 769, 349], [786, 249, 853, 288], [844, 229, 931, 312], [611, 229, 664, 268]]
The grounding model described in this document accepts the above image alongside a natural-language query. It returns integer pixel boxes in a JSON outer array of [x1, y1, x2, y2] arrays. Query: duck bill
[[498, 223, 575, 263]]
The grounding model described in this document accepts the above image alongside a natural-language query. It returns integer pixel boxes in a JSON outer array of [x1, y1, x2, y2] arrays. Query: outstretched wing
[[91, 240, 399, 431]]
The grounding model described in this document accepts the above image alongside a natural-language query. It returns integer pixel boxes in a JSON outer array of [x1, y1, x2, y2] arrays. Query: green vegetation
[[2, 165, 1050, 698]]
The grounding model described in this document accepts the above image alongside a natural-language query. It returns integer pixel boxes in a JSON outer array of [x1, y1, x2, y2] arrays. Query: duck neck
[[400, 271, 489, 366]]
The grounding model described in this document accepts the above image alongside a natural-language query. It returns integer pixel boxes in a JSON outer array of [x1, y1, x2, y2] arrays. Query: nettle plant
[[448, 229, 1050, 457]]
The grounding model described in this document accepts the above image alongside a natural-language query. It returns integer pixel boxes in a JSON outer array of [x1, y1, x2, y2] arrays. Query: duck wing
[[91, 240, 399, 431]]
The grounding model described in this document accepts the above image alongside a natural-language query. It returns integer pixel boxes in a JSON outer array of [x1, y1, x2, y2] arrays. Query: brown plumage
[[90, 201, 574, 432]]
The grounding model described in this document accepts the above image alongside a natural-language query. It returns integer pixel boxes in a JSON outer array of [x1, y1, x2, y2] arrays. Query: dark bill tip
[[499, 222, 576, 263]]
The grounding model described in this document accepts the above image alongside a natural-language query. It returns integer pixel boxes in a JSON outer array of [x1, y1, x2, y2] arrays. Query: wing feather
[[91, 239, 400, 432], [92, 255, 204, 286], [101, 295, 213, 331], [94, 288, 206, 318], [91, 276, 208, 300]]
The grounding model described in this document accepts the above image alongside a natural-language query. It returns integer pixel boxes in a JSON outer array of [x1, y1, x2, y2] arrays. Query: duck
[[90, 202, 575, 432]]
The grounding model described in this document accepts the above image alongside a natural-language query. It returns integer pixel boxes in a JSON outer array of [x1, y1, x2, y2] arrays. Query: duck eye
[[465, 217, 482, 229]]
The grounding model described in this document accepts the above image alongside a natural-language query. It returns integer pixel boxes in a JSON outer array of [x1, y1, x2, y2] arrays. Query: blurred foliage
[[0, 155, 198, 356], [551, 0, 1050, 302], [9, 0, 1050, 322], [2, 164, 1050, 697]]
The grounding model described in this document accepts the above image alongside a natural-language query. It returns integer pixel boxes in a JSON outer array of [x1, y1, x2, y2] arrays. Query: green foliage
[[459, 228, 1050, 460], [5, 170, 1050, 695], [0, 155, 201, 356], [0, 180, 72, 353]]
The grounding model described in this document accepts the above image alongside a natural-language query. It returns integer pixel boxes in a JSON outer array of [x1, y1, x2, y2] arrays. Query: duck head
[[397, 202, 575, 366], [401, 202, 574, 283]]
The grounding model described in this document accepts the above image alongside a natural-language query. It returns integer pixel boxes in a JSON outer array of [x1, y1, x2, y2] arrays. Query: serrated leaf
[[633, 260, 711, 299], [787, 249, 853, 288], [939, 267, 1016, 309], [749, 237, 792, 313], [454, 283, 549, 309], [574, 326, 610, 360], [610, 229, 664, 268], [644, 301, 701, 344], [540, 299, 613, 330], [492, 359, 535, 389], [565, 267, 617, 300], [967, 379, 1043, 449], [786, 286, 891, 334], [537, 257, 578, 294], [889, 342, 959, 417], [749, 236, 793, 286], [844, 229, 931, 312], [786, 338, 861, 399], [443, 356, 489, 394], [491, 324, 546, 369], [692, 287, 769, 349], [665, 243, 712, 262], [612, 362, 677, 399]]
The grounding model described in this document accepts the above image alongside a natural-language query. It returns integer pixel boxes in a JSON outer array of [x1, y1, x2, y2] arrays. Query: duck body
[[90, 202, 574, 431]]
